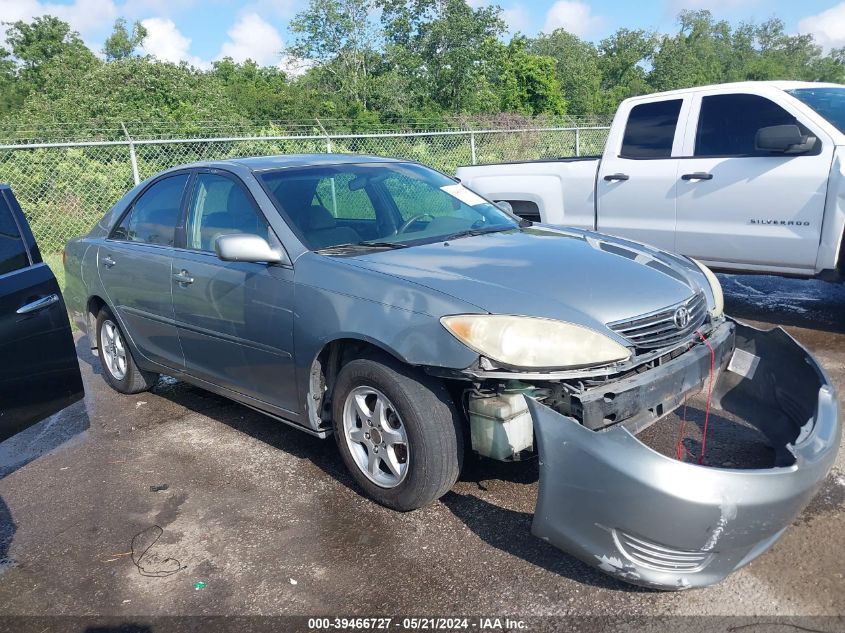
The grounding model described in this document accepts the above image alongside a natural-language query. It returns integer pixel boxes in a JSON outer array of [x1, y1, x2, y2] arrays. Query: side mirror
[[495, 200, 514, 214], [755, 124, 816, 154], [214, 234, 283, 264]]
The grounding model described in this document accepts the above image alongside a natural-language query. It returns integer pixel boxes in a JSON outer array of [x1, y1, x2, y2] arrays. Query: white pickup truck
[[456, 81, 845, 280]]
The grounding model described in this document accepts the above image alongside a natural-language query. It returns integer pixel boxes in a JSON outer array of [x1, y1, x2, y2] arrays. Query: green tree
[[596, 28, 657, 113], [378, 0, 505, 113], [16, 56, 245, 134], [288, 0, 379, 109], [102, 18, 147, 61], [499, 37, 566, 116], [530, 29, 601, 115], [3, 16, 96, 90], [650, 11, 734, 91]]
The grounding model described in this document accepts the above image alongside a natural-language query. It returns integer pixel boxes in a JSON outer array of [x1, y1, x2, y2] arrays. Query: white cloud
[[799, 3, 845, 51], [502, 5, 529, 35], [669, 0, 759, 13], [0, 0, 117, 38], [542, 1, 605, 37], [216, 12, 284, 66], [140, 17, 207, 68], [121, 0, 199, 18]]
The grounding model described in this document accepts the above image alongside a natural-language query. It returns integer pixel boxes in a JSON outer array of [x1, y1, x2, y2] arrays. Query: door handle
[[603, 173, 629, 182], [173, 270, 194, 285], [681, 172, 713, 181], [16, 294, 59, 315], [101, 255, 116, 268]]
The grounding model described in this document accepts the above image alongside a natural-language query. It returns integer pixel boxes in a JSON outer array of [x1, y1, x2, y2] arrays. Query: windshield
[[787, 87, 845, 134], [257, 162, 519, 251]]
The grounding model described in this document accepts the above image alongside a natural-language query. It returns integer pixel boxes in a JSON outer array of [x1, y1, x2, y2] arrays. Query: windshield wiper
[[358, 240, 408, 248], [316, 241, 408, 253], [442, 225, 516, 241]]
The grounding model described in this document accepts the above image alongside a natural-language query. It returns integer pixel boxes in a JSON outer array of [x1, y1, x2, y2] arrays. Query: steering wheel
[[396, 213, 435, 234]]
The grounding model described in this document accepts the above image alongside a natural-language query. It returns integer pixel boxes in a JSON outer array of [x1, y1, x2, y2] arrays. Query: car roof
[[624, 80, 845, 102], [173, 153, 407, 173]]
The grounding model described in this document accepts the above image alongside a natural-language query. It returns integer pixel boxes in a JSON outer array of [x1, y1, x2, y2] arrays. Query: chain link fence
[[0, 124, 610, 254]]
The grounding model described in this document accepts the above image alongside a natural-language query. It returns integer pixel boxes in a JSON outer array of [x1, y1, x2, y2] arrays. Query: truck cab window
[[695, 94, 807, 157], [620, 99, 682, 159]]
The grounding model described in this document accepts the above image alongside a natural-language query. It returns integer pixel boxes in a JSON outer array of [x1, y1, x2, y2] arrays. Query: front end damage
[[527, 320, 840, 589]]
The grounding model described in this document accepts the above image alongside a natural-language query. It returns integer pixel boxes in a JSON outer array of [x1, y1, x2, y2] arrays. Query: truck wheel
[[332, 355, 463, 511], [96, 307, 158, 394]]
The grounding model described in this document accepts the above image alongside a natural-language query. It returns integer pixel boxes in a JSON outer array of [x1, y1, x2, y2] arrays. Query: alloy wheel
[[342, 386, 410, 488]]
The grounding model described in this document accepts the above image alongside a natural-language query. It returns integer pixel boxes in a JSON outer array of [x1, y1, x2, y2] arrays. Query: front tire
[[96, 307, 158, 394], [333, 355, 463, 511]]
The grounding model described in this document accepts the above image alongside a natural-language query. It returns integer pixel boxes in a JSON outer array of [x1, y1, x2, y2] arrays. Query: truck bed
[[456, 158, 600, 229]]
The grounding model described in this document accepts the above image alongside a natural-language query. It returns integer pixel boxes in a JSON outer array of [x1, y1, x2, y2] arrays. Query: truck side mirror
[[755, 124, 816, 154]]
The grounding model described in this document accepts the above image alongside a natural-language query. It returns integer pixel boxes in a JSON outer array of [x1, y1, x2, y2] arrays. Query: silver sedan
[[63, 155, 839, 590]]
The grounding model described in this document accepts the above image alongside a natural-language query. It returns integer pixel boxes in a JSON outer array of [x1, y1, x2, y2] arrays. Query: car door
[[0, 186, 83, 442], [170, 170, 298, 414], [98, 172, 191, 370], [596, 96, 689, 251], [674, 91, 832, 272]]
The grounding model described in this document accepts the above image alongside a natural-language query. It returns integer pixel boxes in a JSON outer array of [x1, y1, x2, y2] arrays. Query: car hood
[[342, 226, 707, 333]]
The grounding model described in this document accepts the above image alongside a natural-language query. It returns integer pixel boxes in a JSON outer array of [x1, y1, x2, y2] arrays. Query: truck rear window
[[620, 99, 682, 159]]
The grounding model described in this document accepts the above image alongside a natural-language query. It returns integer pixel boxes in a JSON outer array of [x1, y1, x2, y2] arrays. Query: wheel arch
[[86, 295, 108, 349], [304, 336, 421, 433]]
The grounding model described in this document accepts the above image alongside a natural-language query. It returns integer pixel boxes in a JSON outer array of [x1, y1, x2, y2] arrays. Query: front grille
[[608, 292, 708, 351], [614, 530, 712, 573]]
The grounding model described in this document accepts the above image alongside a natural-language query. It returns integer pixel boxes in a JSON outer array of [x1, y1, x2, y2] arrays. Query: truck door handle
[[173, 270, 194, 285], [681, 172, 713, 181], [16, 294, 59, 315], [603, 173, 629, 182], [101, 255, 116, 268]]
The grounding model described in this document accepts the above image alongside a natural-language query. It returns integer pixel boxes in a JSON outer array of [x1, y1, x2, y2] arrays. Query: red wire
[[696, 329, 716, 465], [675, 397, 687, 460], [675, 329, 716, 464]]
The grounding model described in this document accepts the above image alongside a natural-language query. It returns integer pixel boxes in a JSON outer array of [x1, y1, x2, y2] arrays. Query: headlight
[[690, 259, 724, 318], [440, 315, 631, 370]]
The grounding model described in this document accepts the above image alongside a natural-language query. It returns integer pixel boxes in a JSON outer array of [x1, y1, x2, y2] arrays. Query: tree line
[[0, 1, 843, 138]]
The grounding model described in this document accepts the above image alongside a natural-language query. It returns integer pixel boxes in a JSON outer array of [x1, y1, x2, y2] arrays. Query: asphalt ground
[[0, 274, 843, 632]]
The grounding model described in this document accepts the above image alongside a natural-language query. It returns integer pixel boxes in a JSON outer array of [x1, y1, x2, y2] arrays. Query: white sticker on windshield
[[727, 348, 760, 380], [440, 183, 486, 207]]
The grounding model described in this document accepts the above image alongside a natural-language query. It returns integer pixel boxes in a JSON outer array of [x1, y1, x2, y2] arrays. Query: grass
[[43, 251, 65, 294]]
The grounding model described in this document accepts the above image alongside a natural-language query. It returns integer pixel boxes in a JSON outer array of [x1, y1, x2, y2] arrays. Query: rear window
[[0, 192, 29, 275], [621, 99, 683, 159]]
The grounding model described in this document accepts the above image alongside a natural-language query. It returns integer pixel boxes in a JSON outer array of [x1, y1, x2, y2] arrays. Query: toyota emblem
[[673, 306, 690, 329]]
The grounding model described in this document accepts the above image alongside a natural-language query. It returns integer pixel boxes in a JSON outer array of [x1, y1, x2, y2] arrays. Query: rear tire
[[96, 307, 158, 394], [332, 354, 463, 511]]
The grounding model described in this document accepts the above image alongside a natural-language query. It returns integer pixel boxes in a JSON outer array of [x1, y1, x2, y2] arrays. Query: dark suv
[[0, 185, 83, 442]]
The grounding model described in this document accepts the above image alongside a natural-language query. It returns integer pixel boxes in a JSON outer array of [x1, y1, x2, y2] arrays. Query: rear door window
[[112, 174, 189, 246], [695, 94, 804, 157], [621, 99, 683, 158], [0, 192, 29, 275]]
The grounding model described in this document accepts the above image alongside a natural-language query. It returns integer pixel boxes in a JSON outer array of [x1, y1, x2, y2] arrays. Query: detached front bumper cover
[[530, 319, 840, 590]]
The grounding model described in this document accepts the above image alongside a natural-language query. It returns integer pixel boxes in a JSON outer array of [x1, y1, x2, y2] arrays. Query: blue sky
[[4, 0, 845, 69]]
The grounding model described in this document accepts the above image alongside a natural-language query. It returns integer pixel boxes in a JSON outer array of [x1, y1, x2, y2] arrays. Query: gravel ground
[[0, 274, 843, 632]]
